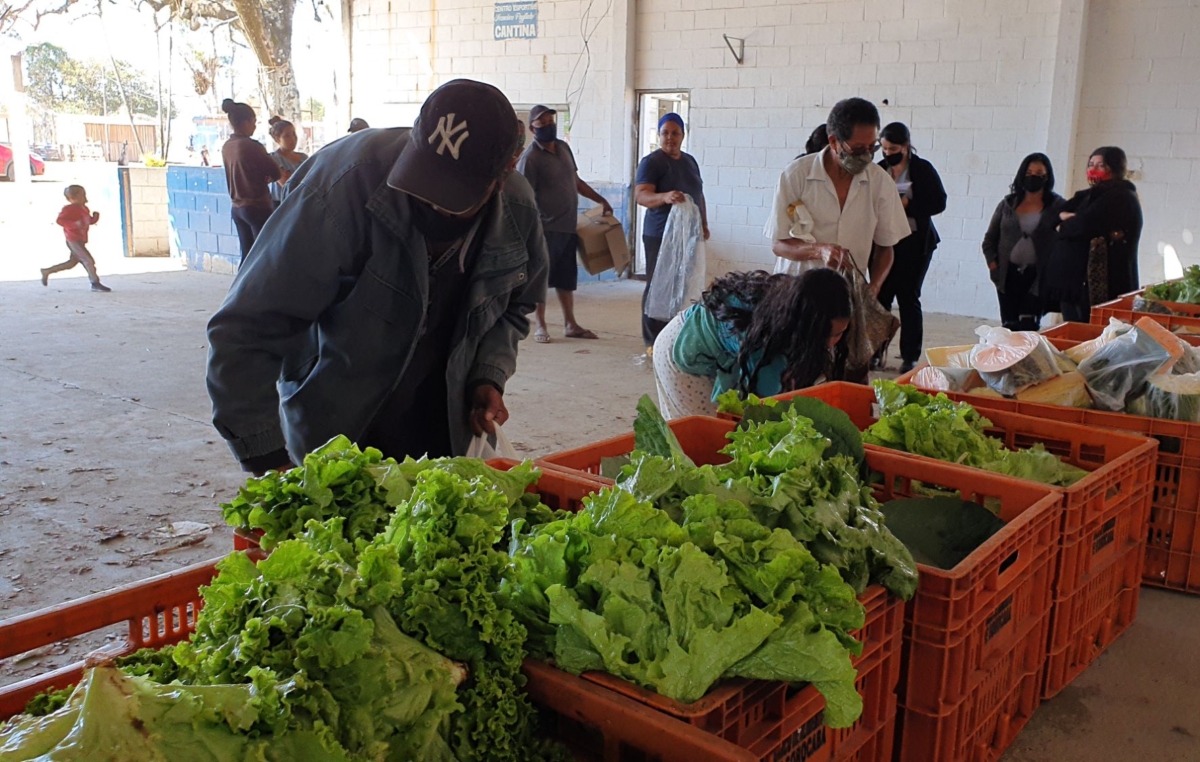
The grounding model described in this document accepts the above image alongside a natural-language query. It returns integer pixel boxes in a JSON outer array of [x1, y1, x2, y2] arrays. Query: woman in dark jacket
[[982, 153, 1067, 330], [220, 99, 281, 265], [877, 122, 947, 372], [1044, 146, 1143, 322]]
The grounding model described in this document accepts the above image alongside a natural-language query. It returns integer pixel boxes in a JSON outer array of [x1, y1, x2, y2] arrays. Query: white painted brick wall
[[1076, 0, 1200, 285], [347, 0, 1098, 317]]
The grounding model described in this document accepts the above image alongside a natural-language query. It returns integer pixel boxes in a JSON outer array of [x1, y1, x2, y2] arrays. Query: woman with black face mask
[[876, 122, 947, 373], [981, 153, 1066, 330]]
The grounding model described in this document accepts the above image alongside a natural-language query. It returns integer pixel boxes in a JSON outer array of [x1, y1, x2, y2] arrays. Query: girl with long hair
[[267, 116, 308, 206], [652, 268, 853, 418], [220, 98, 281, 265]]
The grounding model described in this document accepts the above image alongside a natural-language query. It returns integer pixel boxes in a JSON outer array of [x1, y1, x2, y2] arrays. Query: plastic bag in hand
[[465, 425, 518, 460], [645, 197, 706, 321]]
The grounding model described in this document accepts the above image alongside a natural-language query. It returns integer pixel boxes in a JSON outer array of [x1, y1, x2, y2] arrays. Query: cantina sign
[[494, 1, 538, 39]]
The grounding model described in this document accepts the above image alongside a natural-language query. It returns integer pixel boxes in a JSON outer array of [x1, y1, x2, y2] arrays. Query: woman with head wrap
[[634, 112, 709, 348], [1044, 146, 1143, 322]]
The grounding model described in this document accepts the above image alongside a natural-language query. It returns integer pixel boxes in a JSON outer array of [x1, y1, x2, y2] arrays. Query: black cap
[[348, 117, 370, 133], [388, 80, 519, 214], [528, 105, 556, 124]]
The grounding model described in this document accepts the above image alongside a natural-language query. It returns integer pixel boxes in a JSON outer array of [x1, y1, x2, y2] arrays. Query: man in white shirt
[[765, 98, 910, 295]]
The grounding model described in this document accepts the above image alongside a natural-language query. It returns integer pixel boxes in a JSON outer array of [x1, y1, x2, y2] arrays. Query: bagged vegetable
[[912, 365, 985, 393], [1127, 372, 1200, 423], [970, 326, 1062, 396], [1077, 324, 1175, 411], [1064, 318, 1133, 364], [645, 196, 706, 321]]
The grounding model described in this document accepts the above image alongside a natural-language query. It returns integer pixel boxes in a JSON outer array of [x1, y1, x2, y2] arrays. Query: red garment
[[57, 204, 95, 243]]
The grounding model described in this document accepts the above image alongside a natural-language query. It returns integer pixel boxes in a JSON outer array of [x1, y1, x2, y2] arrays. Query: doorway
[[633, 91, 689, 275]]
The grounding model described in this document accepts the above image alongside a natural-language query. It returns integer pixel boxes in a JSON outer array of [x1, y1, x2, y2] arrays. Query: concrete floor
[[0, 269, 1197, 760]]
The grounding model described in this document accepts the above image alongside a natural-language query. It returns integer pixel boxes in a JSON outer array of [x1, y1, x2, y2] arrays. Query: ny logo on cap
[[428, 113, 470, 160]]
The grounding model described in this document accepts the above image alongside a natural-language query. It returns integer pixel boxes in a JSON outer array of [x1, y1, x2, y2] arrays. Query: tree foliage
[[23, 42, 174, 118]]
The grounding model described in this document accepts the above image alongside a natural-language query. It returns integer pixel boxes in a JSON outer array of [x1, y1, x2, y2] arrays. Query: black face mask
[[409, 199, 481, 242], [1023, 175, 1047, 193], [884, 152, 905, 167]]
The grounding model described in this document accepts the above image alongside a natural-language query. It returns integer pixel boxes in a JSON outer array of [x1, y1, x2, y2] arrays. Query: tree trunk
[[230, 0, 299, 123]]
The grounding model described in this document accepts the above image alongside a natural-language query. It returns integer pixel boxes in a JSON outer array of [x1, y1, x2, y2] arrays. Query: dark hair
[[804, 124, 829, 155], [702, 268, 852, 395], [880, 122, 910, 146], [827, 98, 880, 143], [267, 116, 293, 139], [1009, 152, 1056, 200], [221, 98, 255, 127], [63, 184, 85, 200], [1091, 146, 1128, 180]]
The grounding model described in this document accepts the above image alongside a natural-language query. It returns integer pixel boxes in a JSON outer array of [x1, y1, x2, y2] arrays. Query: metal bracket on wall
[[723, 34, 745, 65]]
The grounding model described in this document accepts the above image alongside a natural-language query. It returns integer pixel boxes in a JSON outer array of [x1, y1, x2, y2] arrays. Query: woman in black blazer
[[1044, 146, 1143, 322], [877, 123, 948, 373]]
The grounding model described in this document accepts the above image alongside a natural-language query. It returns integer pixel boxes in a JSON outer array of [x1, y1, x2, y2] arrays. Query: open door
[[633, 91, 689, 276]]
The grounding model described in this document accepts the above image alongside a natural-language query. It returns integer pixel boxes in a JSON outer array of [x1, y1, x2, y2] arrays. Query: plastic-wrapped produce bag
[[645, 196, 707, 322], [1078, 326, 1173, 411], [970, 327, 1063, 396]]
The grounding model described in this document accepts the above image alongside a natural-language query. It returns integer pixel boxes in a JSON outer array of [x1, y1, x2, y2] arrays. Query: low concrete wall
[[169, 170, 632, 282], [117, 166, 170, 257], [166, 166, 240, 274]]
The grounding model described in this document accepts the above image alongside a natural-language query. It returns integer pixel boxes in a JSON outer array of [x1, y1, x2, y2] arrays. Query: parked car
[[0, 144, 46, 181], [30, 143, 62, 161]]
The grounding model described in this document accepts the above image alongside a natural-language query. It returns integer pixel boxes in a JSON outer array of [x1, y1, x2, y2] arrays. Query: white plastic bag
[[970, 326, 1062, 396], [646, 197, 706, 322], [465, 425, 518, 460]]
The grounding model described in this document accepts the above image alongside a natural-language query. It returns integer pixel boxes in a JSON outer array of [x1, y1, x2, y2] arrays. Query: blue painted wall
[[167, 166, 241, 274], [171, 166, 633, 282]]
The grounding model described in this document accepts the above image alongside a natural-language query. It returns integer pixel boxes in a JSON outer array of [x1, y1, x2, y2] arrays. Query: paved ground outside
[[0, 260, 1197, 758]]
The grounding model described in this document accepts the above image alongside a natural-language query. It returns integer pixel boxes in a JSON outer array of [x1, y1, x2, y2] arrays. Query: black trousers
[[997, 266, 1042, 331], [232, 205, 274, 266], [1061, 301, 1090, 323], [877, 236, 932, 363], [642, 235, 669, 347]]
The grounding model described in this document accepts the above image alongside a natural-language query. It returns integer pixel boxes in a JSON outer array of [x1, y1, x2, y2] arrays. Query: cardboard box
[[575, 207, 631, 276]]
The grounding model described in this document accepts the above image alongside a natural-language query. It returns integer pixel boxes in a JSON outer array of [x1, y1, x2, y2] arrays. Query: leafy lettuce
[[866, 380, 1088, 487], [505, 485, 867, 727]]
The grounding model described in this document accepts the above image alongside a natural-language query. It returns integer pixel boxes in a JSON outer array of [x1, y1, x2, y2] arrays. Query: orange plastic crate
[[1040, 321, 1200, 349], [1091, 293, 1200, 325], [0, 555, 233, 720], [539, 418, 1061, 725], [894, 613, 1050, 762], [530, 585, 904, 762], [1043, 539, 1143, 697], [898, 342, 1200, 596]]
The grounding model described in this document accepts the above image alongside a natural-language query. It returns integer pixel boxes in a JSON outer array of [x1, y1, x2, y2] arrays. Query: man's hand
[[599, 198, 614, 216], [815, 243, 852, 270], [470, 384, 509, 436], [661, 190, 687, 205]]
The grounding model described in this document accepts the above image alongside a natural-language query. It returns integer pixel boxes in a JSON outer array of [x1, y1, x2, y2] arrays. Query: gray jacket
[[981, 192, 1066, 293], [206, 128, 549, 465]]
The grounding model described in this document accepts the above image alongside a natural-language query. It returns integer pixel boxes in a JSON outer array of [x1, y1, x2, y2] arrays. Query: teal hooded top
[[671, 303, 786, 401]]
